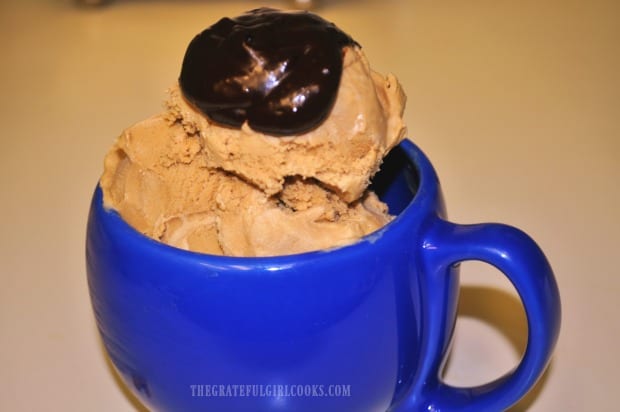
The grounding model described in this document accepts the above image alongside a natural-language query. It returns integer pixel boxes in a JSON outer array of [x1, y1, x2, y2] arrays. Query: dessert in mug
[[100, 8, 407, 256]]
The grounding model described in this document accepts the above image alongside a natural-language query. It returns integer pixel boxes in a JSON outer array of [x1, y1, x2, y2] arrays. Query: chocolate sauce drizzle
[[179, 8, 357, 136]]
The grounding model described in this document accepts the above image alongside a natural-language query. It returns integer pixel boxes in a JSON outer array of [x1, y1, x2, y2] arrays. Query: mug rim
[[91, 139, 438, 265]]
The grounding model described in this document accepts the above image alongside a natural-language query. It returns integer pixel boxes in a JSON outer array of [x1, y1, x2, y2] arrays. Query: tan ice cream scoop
[[100, 8, 407, 256]]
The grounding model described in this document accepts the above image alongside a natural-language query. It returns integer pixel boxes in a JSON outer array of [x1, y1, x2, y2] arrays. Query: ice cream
[[100, 8, 406, 257]]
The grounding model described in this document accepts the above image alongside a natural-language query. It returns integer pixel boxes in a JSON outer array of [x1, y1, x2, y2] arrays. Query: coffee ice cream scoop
[[101, 9, 407, 256]]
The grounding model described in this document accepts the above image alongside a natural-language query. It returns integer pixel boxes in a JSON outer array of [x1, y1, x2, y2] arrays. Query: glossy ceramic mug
[[86, 140, 561, 412]]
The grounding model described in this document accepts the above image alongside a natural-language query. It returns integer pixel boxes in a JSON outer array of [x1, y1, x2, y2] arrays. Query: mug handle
[[395, 218, 561, 411]]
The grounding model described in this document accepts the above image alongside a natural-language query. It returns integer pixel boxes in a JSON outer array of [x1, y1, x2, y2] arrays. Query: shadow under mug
[[86, 140, 561, 412]]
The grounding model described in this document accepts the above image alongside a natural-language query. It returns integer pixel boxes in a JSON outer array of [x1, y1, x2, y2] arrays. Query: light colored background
[[1, 0, 618, 410]]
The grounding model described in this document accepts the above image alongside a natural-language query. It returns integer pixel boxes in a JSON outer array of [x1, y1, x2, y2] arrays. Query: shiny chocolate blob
[[179, 8, 357, 136]]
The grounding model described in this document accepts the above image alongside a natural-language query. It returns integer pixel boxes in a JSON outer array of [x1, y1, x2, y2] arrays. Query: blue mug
[[86, 140, 561, 411]]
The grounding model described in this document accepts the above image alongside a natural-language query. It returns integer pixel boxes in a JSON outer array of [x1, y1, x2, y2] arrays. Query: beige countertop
[[1, 0, 618, 410]]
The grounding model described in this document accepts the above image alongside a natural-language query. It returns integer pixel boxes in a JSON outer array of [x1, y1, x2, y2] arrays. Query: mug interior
[[371, 142, 420, 216]]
